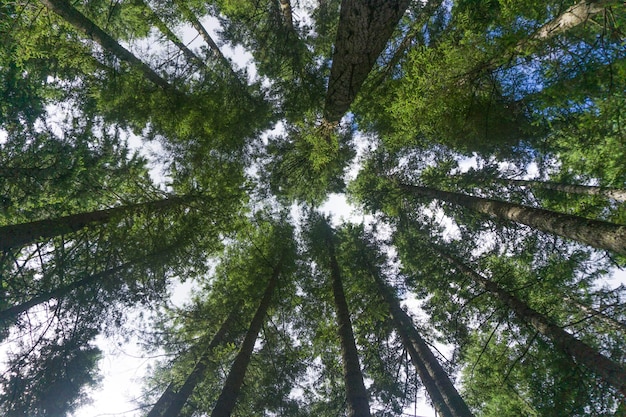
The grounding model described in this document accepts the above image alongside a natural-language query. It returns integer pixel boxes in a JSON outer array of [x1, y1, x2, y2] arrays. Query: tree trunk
[[436, 246, 626, 396], [531, 0, 614, 41], [328, 242, 373, 417], [505, 178, 626, 202], [135, 0, 206, 69], [372, 273, 473, 417], [398, 183, 626, 255], [565, 296, 626, 334], [0, 196, 189, 251], [0, 245, 180, 324], [323, 0, 410, 123], [277, 0, 294, 30], [39, 0, 172, 90], [210, 261, 282, 417], [147, 306, 240, 417]]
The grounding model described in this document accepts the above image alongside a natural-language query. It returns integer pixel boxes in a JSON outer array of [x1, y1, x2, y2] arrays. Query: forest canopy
[[1, 0, 625, 416]]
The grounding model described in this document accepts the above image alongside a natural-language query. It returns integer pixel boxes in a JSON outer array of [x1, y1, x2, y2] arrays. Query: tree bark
[[0, 196, 189, 252], [504, 178, 626, 202], [531, 0, 614, 41], [565, 296, 626, 334], [323, 0, 411, 123], [398, 183, 626, 255], [147, 306, 240, 417], [210, 261, 282, 417], [39, 0, 173, 90], [277, 0, 294, 30], [436, 246, 626, 396], [328, 241, 373, 417], [372, 273, 473, 417]]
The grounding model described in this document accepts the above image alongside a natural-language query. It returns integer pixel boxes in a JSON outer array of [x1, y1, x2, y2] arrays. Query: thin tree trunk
[[277, 0, 294, 30], [565, 296, 626, 333], [210, 260, 282, 417], [328, 241, 372, 417], [135, 0, 206, 69], [435, 245, 626, 396], [398, 183, 626, 255], [0, 196, 189, 251], [372, 273, 473, 417], [504, 178, 626, 202], [147, 306, 240, 417], [40, 0, 173, 90], [531, 0, 614, 41], [170, 1, 226, 63], [323, 0, 410, 124]]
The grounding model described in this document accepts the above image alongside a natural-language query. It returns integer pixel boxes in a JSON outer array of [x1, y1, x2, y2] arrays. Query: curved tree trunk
[[398, 183, 626, 255], [328, 241, 373, 417], [505, 178, 626, 202], [39, 0, 173, 90], [0, 196, 190, 252], [146, 306, 240, 417], [372, 273, 473, 417], [210, 260, 282, 417], [323, 0, 410, 124], [434, 245, 626, 396]]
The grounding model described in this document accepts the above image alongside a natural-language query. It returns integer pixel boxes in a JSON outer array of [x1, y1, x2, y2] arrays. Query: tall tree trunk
[[323, 0, 410, 124], [328, 241, 373, 417], [39, 0, 173, 90], [503, 178, 626, 202], [210, 260, 282, 417], [434, 245, 626, 396], [277, 0, 294, 30], [135, 0, 206, 69], [372, 273, 473, 417], [531, 0, 615, 41], [147, 306, 240, 417], [564, 296, 626, 333], [398, 183, 626, 255], [0, 196, 189, 251]]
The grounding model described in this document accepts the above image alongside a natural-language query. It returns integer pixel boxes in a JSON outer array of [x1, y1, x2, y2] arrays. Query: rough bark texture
[[438, 247, 626, 396], [374, 274, 473, 417], [507, 179, 626, 202], [40, 0, 172, 90], [210, 262, 281, 417], [399, 183, 626, 255], [147, 307, 240, 417], [532, 0, 614, 40], [323, 0, 410, 123], [328, 244, 372, 417], [0, 196, 188, 251]]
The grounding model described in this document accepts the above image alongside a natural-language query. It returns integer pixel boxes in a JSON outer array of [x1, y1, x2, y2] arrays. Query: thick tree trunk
[[39, 0, 172, 90], [505, 178, 626, 202], [328, 243, 372, 417], [210, 261, 282, 417], [147, 306, 240, 417], [0, 196, 188, 251], [436, 246, 626, 396], [373, 274, 473, 417], [398, 183, 626, 255], [323, 0, 410, 123]]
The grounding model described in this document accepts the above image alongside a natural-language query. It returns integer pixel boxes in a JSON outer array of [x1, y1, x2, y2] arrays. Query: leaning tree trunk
[[372, 273, 473, 417], [147, 306, 240, 417], [328, 242, 373, 417], [0, 196, 189, 251], [564, 296, 626, 334], [210, 260, 282, 417], [504, 178, 626, 203], [39, 0, 173, 90], [435, 245, 626, 396], [398, 183, 626, 255], [531, 0, 616, 41], [323, 0, 410, 124], [0, 245, 180, 324]]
